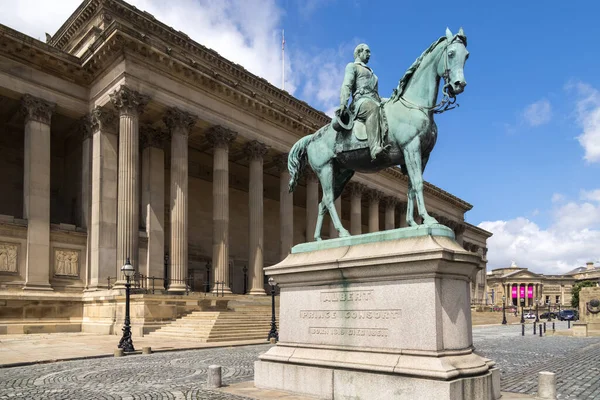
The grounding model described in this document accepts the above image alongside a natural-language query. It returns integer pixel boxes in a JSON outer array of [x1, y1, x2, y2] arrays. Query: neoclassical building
[[0, 0, 491, 334], [486, 261, 600, 308]]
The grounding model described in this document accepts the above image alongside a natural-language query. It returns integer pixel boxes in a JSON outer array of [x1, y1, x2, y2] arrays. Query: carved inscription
[[309, 327, 389, 337], [321, 290, 374, 303], [0, 243, 18, 273], [300, 310, 401, 320], [54, 249, 79, 277]]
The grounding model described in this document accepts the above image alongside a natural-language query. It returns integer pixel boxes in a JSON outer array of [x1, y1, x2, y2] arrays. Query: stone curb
[[0, 339, 270, 369]]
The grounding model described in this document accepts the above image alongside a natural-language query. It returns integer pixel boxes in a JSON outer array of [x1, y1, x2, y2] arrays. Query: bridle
[[398, 37, 464, 115]]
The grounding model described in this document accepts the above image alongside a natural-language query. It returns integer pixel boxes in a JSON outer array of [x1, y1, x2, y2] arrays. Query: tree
[[571, 280, 598, 308]]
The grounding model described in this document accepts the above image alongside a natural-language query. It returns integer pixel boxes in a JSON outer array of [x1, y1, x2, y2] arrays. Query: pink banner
[[512, 286, 517, 298], [520, 286, 526, 299], [527, 286, 533, 299]]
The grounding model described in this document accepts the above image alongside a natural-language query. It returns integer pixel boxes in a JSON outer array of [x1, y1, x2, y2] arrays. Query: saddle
[[332, 108, 388, 154]]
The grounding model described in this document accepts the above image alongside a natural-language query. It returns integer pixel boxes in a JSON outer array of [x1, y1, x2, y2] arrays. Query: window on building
[[545, 295, 550, 304], [556, 295, 560, 304]]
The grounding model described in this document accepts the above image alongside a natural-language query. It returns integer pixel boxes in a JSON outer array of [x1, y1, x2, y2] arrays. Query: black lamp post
[[501, 295, 507, 325], [267, 277, 279, 343], [535, 298, 540, 322], [520, 297, 525, 324], [118, 257, 135, 353]]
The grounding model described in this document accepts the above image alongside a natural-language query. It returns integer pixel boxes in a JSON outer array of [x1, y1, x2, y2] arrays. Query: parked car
[[558, 310, 578, 321], [540, 312, 558, 319], [524, 312, 536, 319]]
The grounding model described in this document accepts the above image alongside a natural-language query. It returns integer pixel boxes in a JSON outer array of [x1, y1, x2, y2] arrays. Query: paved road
[[474, 321, 600, 399], [1, 322, 599, 399]]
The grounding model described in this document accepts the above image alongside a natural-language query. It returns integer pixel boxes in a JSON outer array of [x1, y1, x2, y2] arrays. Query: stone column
[[383, 197, 398, 230], [348, 183, 365, 235], [305, 170, 318, 242], [89, 107, 118, 289], [329, 197, 342, 239], [80, 116, 93, 287], [245, 141, 268, 295], [367, 190, 382, 233], [21, 95, 55, 290], [110, 86, 148, 281], [206, 126, 237, 293], [164, 108, 197, 292], [397, 201, 408, 228], [275, 153, 294, 260], [141, 126, 166, 283]]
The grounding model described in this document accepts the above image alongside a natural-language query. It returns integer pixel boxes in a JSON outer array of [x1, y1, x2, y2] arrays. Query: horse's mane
[[388, 36, 447, 103]]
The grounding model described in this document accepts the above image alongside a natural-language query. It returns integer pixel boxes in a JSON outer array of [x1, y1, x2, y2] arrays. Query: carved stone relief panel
[[0, 242, 18, 273], [54, 249, 79, 277]]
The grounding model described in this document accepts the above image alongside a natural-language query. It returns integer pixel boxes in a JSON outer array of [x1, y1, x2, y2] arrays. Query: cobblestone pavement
[[474, 321, 600, 399], [1, 323, 599, 399]]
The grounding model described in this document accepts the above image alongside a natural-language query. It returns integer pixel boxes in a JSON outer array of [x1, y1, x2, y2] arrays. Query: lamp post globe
[[501, 295, 507, 325], [118, 257, 135, 353], [267, 277, 278, 343]]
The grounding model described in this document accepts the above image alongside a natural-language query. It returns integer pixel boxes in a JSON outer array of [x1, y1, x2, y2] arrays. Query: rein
[[397, 40, 460, 115]]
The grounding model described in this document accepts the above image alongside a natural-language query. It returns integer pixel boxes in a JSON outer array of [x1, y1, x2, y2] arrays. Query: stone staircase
[[146, 297, 279, 342]]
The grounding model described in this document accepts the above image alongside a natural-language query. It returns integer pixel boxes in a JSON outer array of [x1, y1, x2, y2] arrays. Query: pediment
[[503, 270, 540, 279]]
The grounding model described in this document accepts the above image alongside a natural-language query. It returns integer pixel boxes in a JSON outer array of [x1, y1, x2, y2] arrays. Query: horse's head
[[439, 27, 469, 96]]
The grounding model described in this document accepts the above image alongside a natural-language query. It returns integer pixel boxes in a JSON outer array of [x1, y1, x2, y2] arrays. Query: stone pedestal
[[255, 226, 499, 400], [574, 287, 600, 337]]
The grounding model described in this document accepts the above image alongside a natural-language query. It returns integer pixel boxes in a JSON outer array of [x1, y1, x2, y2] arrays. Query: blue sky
[[2, 0, 599, 274]]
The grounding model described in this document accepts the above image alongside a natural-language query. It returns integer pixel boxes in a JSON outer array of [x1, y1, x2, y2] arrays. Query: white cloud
[[582, 189, 600, 202], [569, 82, 600, 163], [0, 0, 351, 114], [551, 193, 565, 203], [479, 190, 600, 275], [522, 99, 552, 127]]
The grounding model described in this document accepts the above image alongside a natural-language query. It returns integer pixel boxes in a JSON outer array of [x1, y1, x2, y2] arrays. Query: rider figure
[[339, 43, 390, 160]]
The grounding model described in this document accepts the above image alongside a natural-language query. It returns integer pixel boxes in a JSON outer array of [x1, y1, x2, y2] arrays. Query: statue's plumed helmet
[[354, 44, 369, 59]]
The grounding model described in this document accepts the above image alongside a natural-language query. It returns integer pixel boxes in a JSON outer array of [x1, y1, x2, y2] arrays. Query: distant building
[[486, 261, 600, 308]]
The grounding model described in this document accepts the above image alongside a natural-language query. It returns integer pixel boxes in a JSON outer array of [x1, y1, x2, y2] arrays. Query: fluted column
[[206, 126, 237, 293], [367, 189, 382, 233], [164, 108, 197, 292], [89, 107, 118, 289], [246, 141, 268, 295], [348, 183, 365, 235], [275, 153, 294, 260], [141, 126, 166, 283], [329, 197, 342, 238], [21, 95, 55, 290], [398, 201, 408, 228], [305, 170, 318, 242], [80, 116, 93, 287], [110, 86, 148, 282], [384, 196, 398, 230]]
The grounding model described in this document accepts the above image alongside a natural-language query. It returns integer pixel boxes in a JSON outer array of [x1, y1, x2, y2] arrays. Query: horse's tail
[[288, 134, 314, 193]]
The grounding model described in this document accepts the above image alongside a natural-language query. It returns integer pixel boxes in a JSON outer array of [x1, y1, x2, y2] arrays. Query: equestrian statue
[[288, 28, 469, 241]]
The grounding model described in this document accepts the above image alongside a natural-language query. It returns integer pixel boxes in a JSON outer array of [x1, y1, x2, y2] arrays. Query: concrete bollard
[[552, 322, 555, 332], [114, 348, 124, 357], [207, 365, 222, 389], [522, 324, 525, 336], [539, 325, 542, 337], [142, 347, 152, 355], [543, 322, 547, 333], [533, 322, 537, 335], [568, 320, 571, 329], [538, 371, 556, 399]]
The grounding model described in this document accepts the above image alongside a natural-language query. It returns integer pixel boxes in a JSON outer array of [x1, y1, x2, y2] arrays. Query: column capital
[[110, 85, 149, 116], [366, 189, 383, 203], [273, 153, 289, 173], [347, 182, 367, 197], [244, 140, 268, 161], [455, 223, 466, 235], [141, 125, 167, 149], [21, 94, 55, 124], [90, 106, 117, 133], [205, 125, 237, 149], [383, 196, 399, 208], [164, 107, 197, 134], [78, 114, 93, 141]]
